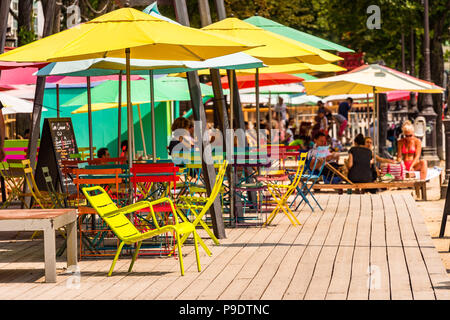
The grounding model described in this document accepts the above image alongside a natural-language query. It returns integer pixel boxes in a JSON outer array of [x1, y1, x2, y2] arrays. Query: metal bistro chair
[[290, 146, 328, 212], [175, 160, 228, 256], [263, 152, 308, 227], [82, 186, 201, 276]]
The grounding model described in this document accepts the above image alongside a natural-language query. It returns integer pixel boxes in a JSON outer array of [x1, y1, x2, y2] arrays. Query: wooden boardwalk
[[0, 193, 449, 300]]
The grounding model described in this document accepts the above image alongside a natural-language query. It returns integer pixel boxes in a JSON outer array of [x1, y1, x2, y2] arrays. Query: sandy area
[[408, 169, 450, 273]]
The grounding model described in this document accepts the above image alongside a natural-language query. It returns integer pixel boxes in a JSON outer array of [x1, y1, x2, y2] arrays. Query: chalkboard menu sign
[[35, 118, 78, 194]]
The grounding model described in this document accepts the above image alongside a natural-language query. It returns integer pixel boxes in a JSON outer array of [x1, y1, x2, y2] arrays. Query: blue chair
[[290, 146, 329, 212]]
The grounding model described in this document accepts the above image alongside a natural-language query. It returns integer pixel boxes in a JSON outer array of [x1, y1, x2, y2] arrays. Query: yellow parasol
[[201, 18, 343, 65]]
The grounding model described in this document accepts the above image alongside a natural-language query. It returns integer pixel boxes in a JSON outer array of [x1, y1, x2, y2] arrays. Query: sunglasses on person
[[404, 134, 413, 138]]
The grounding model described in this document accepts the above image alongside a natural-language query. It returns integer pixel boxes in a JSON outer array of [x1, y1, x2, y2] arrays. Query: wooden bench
[[312, 180, 427, 200], [0, 209, 77, 283]]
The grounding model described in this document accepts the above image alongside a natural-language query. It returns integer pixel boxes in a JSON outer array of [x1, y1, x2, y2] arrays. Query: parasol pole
[[255, 68, 260, 152], [149, 70, 156, 162], [229, 70, 235, 221], [87, 76, 93, 160], [117, 71, 122, 157], [137, 104, 147, 158], [373, 86, 378, 168], [125, 48, 133, 167], [366, 93, 370, 136], [56, 84, 60, 118], [268, 91, 272, 140]]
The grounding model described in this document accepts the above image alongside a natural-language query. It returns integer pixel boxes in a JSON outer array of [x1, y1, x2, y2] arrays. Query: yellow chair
[[0, 160, 27, 208], [82, 186, 201, 276], [176, 160, 228, 256], [263, 152, 308, 227], [22, 159, 57, 209]]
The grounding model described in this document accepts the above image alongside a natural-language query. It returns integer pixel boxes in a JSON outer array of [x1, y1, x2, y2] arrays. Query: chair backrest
[[73, 168, 122, 204], [22, 159, 46, 208], [192, 161, 228, 224], [41, 166, 64, 208], [87, 157, 127, 165], [308, 146, 329, 175], [82, 186, 140, 242], [289, 152, 308, 189]]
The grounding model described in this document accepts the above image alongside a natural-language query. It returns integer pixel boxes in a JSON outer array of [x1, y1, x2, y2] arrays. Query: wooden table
[[0, 209, 77, 283], [312, 180, 427, 200]]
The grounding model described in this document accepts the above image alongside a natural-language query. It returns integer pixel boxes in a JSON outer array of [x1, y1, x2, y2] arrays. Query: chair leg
[[193, 232, 201, 272], [128, 241, 142, 273], [108, 241, 125, 277], [175, 233, 185, 276]]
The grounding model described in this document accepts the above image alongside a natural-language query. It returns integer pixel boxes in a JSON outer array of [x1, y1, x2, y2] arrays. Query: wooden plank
[[189, 208, 292, 300], [68, 233, 205, 300], [325, 195, 361, 300], [368, 194, 390, 300], [402, 194, 450, 300], [144, 226, 263, 300], [283, 194, 340, 299], [199, 213, 293, 300], [347, 194, 372, 300], [222, 202, 310, 300], [381, 194, 412, 300], [107, 228, 243, 300], [303, 194, 350, 299], [260, 195, 330, 300], [392, 193, 435, 300], [0, 238, 67, 299]]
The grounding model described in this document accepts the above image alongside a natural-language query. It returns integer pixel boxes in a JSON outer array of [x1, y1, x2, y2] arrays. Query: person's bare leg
[[414, 160, 427, 180]]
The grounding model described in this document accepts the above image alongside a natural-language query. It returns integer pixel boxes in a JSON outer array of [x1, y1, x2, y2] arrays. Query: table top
[[0, 209, 76, 220]]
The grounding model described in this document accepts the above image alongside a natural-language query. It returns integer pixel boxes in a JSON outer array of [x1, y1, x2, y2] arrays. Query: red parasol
[[210, 72, 304, 90]]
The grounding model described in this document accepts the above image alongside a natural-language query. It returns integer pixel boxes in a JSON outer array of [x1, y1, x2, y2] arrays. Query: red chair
[[129, 163, 180, 256]]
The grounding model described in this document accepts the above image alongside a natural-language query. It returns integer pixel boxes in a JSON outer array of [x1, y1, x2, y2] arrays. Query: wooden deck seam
[[281, 195, 336, 299], [303, 195, 345, 298], [231, 202, 312, 300], [324, 195, 351, 298], [401, 194, 437, 300], [255, 202, 314, 300], [345, 195, 362, 300]]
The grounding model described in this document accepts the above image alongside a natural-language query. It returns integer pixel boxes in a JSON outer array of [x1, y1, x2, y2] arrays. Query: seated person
[[97, 147, 110, 159], [364, 136, 397, 180], [308, 132, 342, 184], [396, 120, 427, 180], [120, 140, 128, 158], [168, 116, 194, 156], [289, 134, 306, 149], [347, 134, 375, 183]]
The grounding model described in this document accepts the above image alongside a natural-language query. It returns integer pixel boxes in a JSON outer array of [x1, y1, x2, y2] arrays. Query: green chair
[[82, 186, 201, 276]]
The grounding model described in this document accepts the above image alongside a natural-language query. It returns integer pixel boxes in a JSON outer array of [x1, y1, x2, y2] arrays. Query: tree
[[18, 0, 34, 46]]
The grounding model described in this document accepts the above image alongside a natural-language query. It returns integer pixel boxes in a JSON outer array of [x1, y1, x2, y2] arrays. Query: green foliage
[[17, 25, 36, 46]]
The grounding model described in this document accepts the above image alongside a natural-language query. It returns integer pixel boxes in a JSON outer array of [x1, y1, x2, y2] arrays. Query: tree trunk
[[28, 0, 56, 170], [0, 0, 11, 53], [430, 11, 446, 161], [378, 93, 390, 158], [18, 0, 33, 46]]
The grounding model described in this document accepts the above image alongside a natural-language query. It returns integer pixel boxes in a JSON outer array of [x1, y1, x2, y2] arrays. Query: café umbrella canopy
[[0, 92, 47, 115], [66, 76, 220, 158], [201, 18, 342, 66], [303, 64, 445, 163], [244, 16, 354, 53], [214, 73, 304, 90], [66, 76, 221, 112], [192, 62, 345, 77], [0, 7, 257, 165]]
